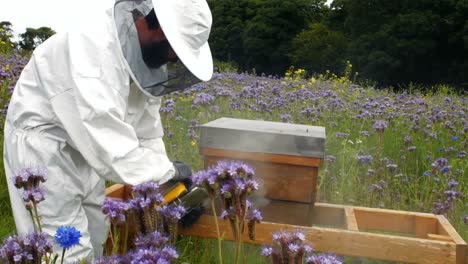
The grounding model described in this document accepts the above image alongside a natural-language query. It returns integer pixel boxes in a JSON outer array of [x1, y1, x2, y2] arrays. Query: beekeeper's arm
[[51, 77, 174, 186]]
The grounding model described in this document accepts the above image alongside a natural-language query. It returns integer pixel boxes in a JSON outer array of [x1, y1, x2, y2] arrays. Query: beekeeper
[[3, 0, 212, 261]]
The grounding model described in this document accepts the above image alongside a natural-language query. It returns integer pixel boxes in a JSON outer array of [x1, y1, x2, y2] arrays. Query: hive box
[[199, 117, 325, 226]]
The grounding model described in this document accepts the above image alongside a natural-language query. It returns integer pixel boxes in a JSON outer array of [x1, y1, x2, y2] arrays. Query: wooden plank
[[313, 203, 442, 235], [105, 184, 126, 199], [353, 207, 437, 235], [179, 215, 458, 264], [345, 207, 359, 231], [259, 200, 311, 226], [436, 215, 467, 264], [202, 148, 322, 167], [308, 203, 345, 228], [205, 155, 318, 203], [427, 234, 454, 242]]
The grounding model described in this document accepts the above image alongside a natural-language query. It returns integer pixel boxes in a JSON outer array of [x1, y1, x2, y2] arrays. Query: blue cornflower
[[54, 226, 81, 250]]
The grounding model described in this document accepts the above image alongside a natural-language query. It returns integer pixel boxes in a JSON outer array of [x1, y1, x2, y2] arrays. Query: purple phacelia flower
[[408, 146, 416, 152], [134, 231, 169, 249], [306, 253, 343, 264], [325, 155, 336, 163], [360, 130, 370, 137], [102, 198, 130, 224], [133, 182, 165, 205], [261, 246, 273, 257], [280, 114, 292, 123], [210, 105, 220, 113], [357, 155, 373, 164], [458, 151, 466, 158], [432, 158, 449, 169], [193, 92, 215, 106], [335, 132, 349, 138], [21, 188, 45, 203], [247, 209, 263, 223], [386, 164, 398, 172], [157, 204, 187, 221], [160, 99, 175, 114], [92, 255, 124, 264], [404, 135, 412, 145], [13, 167, 48, 190], [1, 232, 53, 263], [372, 120, 388, 133]]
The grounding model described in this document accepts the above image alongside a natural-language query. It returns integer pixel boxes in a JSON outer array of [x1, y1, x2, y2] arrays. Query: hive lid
[[200, 117, 325, 158]]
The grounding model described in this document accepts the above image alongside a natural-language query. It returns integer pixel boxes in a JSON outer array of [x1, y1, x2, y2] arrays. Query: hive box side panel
[[204, 155, 318, 204]]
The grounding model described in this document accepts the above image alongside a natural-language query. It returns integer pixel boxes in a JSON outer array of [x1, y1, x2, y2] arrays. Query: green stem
[[60, 248, 66, 264], [32, 201, 50, 264], [123, 221, 129, 255], [27, 207, 37, 233], [32, 201, 43, 232], [210, 198, 223, 264], [112, 226, 120, 254], [234, 215, 242, 264]]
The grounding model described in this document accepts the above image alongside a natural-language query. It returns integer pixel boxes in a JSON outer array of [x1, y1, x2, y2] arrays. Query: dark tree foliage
[[19, 27, 56, 51], [208, 0, 326, 75], [289, 22, 348, 75], [336, 0, 468, 86], [207, 0, 250, 64]]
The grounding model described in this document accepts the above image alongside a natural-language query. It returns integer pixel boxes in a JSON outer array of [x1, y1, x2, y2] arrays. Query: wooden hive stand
[[106, 185, 467, 264], [105, 117, 467, 263]]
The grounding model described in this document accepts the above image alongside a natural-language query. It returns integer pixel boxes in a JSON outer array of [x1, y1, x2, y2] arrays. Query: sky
[[0, 0, 115, 38], [1, 0, 333, 39]]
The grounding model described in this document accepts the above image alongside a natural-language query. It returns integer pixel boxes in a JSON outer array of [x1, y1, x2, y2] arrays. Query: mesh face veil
[[114, 0, 210, 97]]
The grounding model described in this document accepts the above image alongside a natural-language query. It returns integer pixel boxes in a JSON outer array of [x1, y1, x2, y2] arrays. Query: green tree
[[19, 27, 56, 51], [242, 0, 326, 75], [337, 0, 468, 86], [289, 22, 348, 75], [207, 0, 252, 65], [208, 0, 327, 75], [0, 21, 16, 54]]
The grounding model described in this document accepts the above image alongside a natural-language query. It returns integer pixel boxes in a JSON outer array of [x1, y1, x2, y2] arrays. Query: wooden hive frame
[[106, 184, 467, 264]]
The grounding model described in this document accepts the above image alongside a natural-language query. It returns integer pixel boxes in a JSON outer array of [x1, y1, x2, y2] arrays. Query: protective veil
[[3, 0, 212, 262], [114, 0, 213, 97]]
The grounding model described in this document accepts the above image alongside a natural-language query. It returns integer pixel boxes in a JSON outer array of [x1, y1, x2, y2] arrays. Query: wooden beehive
[[199, 117, 325, 226]]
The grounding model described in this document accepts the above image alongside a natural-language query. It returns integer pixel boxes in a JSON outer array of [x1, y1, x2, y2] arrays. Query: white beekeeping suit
[[3, 0, 212, 262]]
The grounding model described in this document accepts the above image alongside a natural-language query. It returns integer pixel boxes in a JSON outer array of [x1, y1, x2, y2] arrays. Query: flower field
[[0, 53, 467, 263]]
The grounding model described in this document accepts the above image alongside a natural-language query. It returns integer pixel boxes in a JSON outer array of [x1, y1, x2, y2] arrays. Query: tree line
[[2, 0, 468, 87], [208, 0, 468, 87], [0, 21, 55, 54]]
